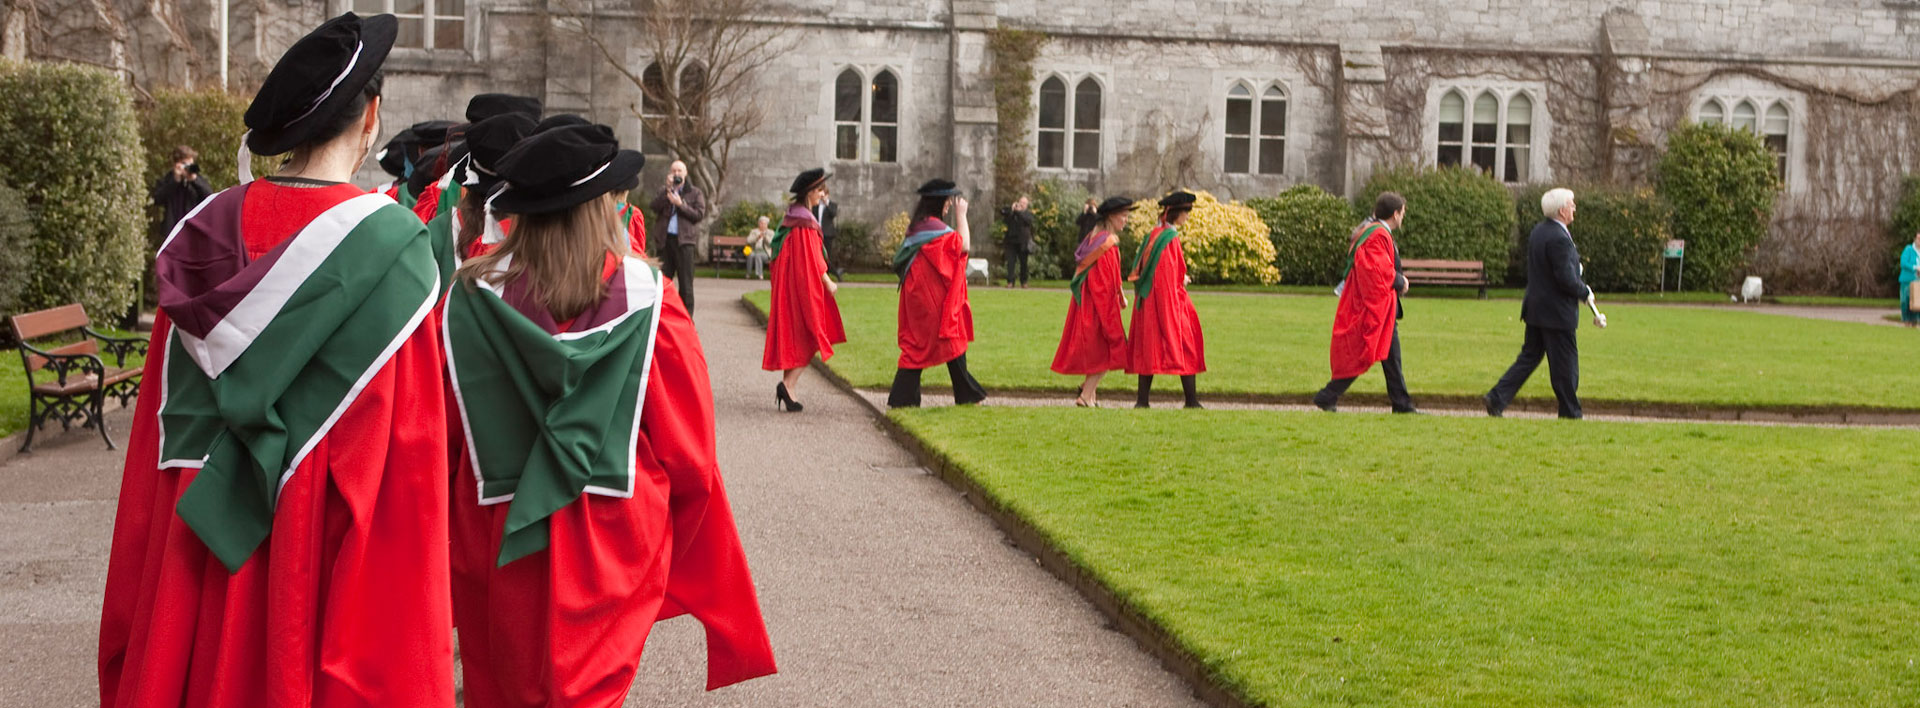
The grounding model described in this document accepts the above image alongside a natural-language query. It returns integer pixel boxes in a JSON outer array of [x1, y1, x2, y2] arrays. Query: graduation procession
[[6, 2, 1920, 708]]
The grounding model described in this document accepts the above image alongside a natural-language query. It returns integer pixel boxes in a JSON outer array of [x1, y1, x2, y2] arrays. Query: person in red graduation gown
[[762, 167, 846, 412], [445, 125, 774, 708], [413, 93, 544, 223], [1126, 190, 1207, 409], [99, 13, 457, 708], [888, 178, 988, 408], [1315, 191, 1420, 414], [1051, 196, 1134, 407]]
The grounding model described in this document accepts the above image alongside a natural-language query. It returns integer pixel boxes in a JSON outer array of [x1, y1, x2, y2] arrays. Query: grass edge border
[[739, 292, 1257, 708]]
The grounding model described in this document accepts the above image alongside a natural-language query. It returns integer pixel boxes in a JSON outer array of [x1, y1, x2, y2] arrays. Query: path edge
[[739, 294, 1257, 708]]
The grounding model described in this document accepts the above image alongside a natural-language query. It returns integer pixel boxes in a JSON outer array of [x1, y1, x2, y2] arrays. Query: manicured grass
[[745, 287, 1920, 410], [893, 406, 1920, 707]]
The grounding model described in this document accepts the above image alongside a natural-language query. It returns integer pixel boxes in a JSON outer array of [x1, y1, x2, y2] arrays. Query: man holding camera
[[151, 145, 213, 237], [650, 159, 708, 311]]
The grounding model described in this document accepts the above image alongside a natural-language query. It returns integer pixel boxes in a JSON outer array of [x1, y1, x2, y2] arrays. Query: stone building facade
[[18, 0, 1920, 291]]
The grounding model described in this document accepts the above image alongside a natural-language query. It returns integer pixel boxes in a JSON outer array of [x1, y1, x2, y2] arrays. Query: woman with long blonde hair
[[443, 124, 774, 707]]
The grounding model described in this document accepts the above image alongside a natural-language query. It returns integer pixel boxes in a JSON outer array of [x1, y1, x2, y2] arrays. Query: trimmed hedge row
[[1247, 185, 1356, 286], [1355, 165, 1516, 279], [1656, 122, 1779, 290], [0, 60, 146, 319], [139, 89, 270, 194]]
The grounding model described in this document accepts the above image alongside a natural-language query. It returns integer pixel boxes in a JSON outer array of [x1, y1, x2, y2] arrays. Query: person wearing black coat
[[1074, 197, 1099, 239], [1485, 187, 1592, 419], [815, 196, 840, 279], [999, 195, 1035, 287]]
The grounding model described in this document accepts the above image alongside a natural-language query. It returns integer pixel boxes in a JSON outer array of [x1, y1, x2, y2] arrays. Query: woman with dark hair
[[444, 125, 774, 707], [762, 167, 846, 412], [1052, 196, 1134, 407], [1126, 190, 1207, 408], [100, 13, 460, 707], [889, 179, 988, 408]]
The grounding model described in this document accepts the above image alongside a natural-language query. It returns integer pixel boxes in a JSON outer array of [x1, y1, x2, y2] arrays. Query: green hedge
[[1656, 122, 1779, 290], [716, 199, 782, 238], [1247, 184, 1358, 286], [1355, 165, 1515, 277], [139, 89, 269, 194], [0, 61, 146, 319], [1013, 179, 1089, 281], [1513, 184, 1670, 293], [0, 181, 33, 317], [1889, 175, 1920, 260]]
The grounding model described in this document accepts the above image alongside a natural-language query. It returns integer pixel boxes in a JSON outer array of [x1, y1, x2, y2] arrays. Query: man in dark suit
[[999, 195, 1035, 288], [650, 159, 708, 311], [815, 196, 840, 279], [1485, 187, 1591, 419]]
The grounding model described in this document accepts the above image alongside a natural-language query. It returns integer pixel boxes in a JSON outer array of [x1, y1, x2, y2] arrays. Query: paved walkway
[[0, 277, 1203, 707]]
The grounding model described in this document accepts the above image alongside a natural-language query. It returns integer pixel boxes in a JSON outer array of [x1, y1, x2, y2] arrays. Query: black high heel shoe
[[776, 382, 804, 413]]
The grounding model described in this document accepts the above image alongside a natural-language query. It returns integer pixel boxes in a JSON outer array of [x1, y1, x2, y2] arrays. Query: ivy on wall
[[986, 27, 1046, 209]]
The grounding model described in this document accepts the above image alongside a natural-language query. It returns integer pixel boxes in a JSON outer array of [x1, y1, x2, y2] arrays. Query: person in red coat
[[888, 178, 988, 408], [1315, 192, 1420, 413], [445, 125, 775, 707], [1051, 196, 1134, 407], [1126, 190, 1207, 408], [763, 167, 846, 412], [99, 14, 460, 708]]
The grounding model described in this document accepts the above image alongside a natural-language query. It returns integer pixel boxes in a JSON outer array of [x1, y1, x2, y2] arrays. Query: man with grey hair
[[650, 159, 708, 311], [1484, 187, 1591, 419]]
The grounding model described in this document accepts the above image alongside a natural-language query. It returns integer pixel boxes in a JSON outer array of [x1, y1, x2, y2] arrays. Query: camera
[[186, 163, 200, 175], [671, 175, 683, 186]]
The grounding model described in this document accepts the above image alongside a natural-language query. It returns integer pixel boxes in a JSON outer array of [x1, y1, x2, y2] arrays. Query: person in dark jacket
[[151, 145, 213, 236], [999, 195, 1035, 288], [1074, 197, 1099, 239], [650, 159, 708, 311], [1485, 187, 1592, 419], [815, 195, 841, 279]]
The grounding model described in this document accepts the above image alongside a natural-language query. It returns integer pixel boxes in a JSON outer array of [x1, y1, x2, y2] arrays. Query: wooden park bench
[[10, 304, 146, 452], [1403, 259, 1488, 299], [709, 235, 749, 267]]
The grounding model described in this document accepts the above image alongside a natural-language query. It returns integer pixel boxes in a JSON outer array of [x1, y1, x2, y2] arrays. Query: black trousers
[[1004, 250, 1028, 286], [1488, 324, 1581, 419], [1316, 326, 1413, 411], [673, 242, 697, 313], [888, 353, 988, 408], [1135, 374, 1200, 408]]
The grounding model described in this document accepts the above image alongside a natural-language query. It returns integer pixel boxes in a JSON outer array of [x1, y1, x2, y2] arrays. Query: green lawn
[[893, 406, 1920, 707], [745, 287, 1920, 410]]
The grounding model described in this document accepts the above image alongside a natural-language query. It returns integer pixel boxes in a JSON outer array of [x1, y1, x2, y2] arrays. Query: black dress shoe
[[1312, 394, 1337, 412], [1482, 393, 1503, 418], [1392, 407, 1426, 415]]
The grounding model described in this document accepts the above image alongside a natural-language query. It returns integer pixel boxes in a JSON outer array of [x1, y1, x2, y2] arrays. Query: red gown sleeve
[[642, 286, 777, 690]]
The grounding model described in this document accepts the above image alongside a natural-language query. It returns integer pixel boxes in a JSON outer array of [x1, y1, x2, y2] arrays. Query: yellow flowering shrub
[[879, 211, 911, 261], [1122, 191, 1281, 285]]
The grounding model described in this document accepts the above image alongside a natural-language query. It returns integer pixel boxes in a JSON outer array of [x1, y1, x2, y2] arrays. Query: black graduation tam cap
[[1158, 190, 1197, 208], [464, 113, 538, 194], [1095, 196, 1136, 217], [407, 143, 450, 195], [376, 130, 414, 177], [492, 124, 645, 215], [788, 167, 829, 195], [244, 12, 396, 156], [534, 113, 592, 133], [466, 93, 542, 123], [409, 119, 458, 146], [916, 179, 961, 197]]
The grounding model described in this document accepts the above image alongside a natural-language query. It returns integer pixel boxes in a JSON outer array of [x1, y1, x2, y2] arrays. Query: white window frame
[[1032, 71, 1109, 173], [1424, 83, 1549, 184], [345, 0, 471, 53], [1221, 80, 1290, 176], [1691, 90, 1805, 193], [829, 65, 903, 164]]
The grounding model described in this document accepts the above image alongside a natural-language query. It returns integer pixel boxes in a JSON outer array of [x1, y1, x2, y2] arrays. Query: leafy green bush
[[1122, 191, 1280, 285], [1355, 165, 1516, 277], [1247, 184, 1359, 286], [0, 180, 34, 317], [0, 61, 146, 318], [716, 198, 782, 238], [139, 89, 271, 193], [1656, 122, 1780, 290], [833, 219, 878, 269], [1889, 175, 1920, 258], [1029, 179, 1093, 276], [1512, 184, 1670, 293]]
